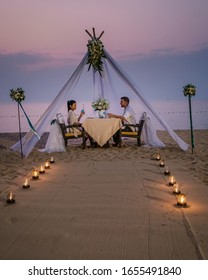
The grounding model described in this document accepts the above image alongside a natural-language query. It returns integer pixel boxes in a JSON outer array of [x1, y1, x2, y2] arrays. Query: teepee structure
[[11, 28, 189, 157]]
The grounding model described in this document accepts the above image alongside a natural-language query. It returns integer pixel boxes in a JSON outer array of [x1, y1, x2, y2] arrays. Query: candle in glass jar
[[39, 165, 45, 174], [173, 183, 181, 194], [50, 157, 55, 163], [169, 175, 176, 186], [32, 170, 39, 179], [7, 191, 15, 203], [177, 193, 187, 207], [23, 178, 30, 188], [156, 154, 161, 161], [159, 160, 165, 167], [44, 161, 50, 169], [164, 167, 170, 175]]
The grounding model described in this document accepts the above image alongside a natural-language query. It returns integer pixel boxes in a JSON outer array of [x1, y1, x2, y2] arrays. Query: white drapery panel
[[104, 50, 189, 151], [11, 54, 88, 157]]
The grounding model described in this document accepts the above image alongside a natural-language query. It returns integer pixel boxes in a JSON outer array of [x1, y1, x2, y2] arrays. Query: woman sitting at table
[[67, 100, 96, 148]]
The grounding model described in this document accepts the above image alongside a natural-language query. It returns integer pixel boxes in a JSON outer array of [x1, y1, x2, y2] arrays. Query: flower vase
[[98, 110, 106, 119]]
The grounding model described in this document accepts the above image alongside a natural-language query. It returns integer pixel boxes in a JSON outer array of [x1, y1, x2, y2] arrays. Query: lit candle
[[159, 160, 165, 167], [7, 191, 15, 203], [152, 154, 161, 160], [164, 167, 170, 175], [177, 193, 187, 207], [32, 170, 39, 179], [156, 154, 161, 161], [23, 178, 30, 188], [173, 183, 181, 194], [44, 161, 50, 169], [50, 157, 55, 163], [39, 165, 45, 174], [169, 175, 176, 186]]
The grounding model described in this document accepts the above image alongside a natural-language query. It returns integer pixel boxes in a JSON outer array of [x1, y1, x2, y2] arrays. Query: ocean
[[0, 100, 207, 133]]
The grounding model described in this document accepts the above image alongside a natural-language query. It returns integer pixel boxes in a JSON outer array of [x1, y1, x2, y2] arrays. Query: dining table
[[82, 118, 122, 147]]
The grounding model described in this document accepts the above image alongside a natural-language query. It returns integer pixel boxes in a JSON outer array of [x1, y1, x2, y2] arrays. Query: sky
[[0, 0, 208, 108]]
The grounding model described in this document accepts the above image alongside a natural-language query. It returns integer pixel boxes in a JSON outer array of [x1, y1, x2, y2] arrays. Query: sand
[[1, 130, 207, 185], [0, 130, 208, 259]]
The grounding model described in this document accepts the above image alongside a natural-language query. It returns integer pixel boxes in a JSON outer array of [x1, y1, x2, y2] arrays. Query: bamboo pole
[[188, 94, 194, 154], [17, 102, 23, 158]]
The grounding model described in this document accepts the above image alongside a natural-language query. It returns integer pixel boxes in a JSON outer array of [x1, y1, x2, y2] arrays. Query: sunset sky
[[0, 0, 208, 106]]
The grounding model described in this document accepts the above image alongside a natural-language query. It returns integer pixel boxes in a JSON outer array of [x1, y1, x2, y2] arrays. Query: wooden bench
[[120, 119, 145, 146]]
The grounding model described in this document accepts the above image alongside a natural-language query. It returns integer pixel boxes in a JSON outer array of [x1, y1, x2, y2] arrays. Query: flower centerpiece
[[183, 83, 196, 97], [85, 28, 106, 76], [91, 97, 110, 118], [92, 97, 110, 111], [10, 87, 25, 103]]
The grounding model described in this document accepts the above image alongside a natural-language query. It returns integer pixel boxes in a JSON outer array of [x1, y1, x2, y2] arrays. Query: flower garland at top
[[86, 28, 106, 76], [10, 87, 25, 102], [91, 97, 110, 111], [183, 83, 196, 97]]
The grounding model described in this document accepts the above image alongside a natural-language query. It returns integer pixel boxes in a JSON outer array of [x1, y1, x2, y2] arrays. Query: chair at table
[[58, 122, 85, 147], [120, 119, 145, 146], [55, 113, 85, 147]]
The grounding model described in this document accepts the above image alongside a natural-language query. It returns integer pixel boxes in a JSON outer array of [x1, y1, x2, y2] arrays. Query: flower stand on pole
[[183, 83, 196, 154], [9, 87, 40, 158], [10, 87, 25, 158]]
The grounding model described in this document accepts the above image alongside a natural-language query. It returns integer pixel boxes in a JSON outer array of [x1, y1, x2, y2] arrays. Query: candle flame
[[177, 193, 187, 206], [7, 191, 14, 200], [40, 165, 45, 171], [173, 183, 180, 194], [169, 175, 175, 184]]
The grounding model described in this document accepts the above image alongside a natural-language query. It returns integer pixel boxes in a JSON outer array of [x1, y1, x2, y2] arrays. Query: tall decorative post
[[183, 83, 196, 154], [10, 87, 25, 158]]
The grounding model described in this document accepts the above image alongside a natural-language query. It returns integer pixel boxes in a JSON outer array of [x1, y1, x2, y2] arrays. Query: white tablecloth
[[82, 118, 122, 147]]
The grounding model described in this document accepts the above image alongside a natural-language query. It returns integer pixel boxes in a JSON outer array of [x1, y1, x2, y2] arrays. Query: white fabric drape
[[11, 54, 88, 157], [140, 112, 165, 147], [39, 121, 65, 153], [104, 50, 189, 151]]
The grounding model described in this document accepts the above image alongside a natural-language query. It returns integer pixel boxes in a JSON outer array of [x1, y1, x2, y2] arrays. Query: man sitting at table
[[107, 96, 136, 147]]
